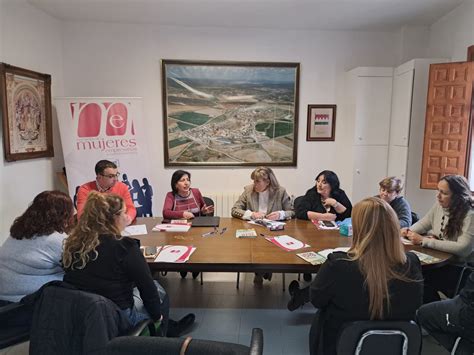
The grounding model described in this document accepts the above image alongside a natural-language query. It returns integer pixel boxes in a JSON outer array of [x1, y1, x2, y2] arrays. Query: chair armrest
[[123, 319, 157, 337], [249, 328, 263, 355]]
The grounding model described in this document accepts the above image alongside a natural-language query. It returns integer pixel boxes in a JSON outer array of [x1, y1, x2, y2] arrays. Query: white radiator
[[205, 192, 242, 217]]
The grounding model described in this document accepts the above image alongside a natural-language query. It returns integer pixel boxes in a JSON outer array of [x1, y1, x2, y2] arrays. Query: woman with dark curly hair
[[402, 175, 474, 302], [295, 170, 352, 222], [0, 191, 73, 302]]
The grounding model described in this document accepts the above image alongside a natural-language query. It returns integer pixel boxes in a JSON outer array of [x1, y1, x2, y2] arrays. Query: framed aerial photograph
[[161, 59, 300, 166], [0, 63, 54, 162], [306, 104, 336, 141]]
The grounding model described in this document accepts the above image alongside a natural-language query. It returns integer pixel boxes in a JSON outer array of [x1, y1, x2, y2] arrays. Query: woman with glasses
[[63, 192, 195, 337], [232, 167, 294, 284], [377, 176, 412, 228], [402, 175, 474, 303], [76, 159, 136, 224]]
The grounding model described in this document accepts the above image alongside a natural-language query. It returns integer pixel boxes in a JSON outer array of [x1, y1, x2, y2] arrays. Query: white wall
[[429, 0, 474, 61], [60, 22, 404, 216], [1, 0, 470, 245], [0, 0, 64, 244]]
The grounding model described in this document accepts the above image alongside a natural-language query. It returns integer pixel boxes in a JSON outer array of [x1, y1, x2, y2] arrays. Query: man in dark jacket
[[417, 271, 474, 355]]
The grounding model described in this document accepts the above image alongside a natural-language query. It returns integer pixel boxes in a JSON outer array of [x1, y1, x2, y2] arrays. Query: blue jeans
[[121, 280, 169, 336]]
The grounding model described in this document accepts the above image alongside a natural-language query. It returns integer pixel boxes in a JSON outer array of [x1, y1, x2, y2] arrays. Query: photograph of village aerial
[[162, 62, 299, 165]]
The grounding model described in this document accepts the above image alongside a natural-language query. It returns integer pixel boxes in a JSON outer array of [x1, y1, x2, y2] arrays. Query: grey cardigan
[[411, 202, 474, 262], [231, 185, 294, 220]]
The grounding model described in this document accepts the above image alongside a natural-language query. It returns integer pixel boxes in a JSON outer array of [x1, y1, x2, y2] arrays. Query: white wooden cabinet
[[352, 145, 389, 204], [347, 67, 393, 203]]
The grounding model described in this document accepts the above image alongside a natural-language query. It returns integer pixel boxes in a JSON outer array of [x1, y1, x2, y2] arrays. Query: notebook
[[191, 216, 220, 227]]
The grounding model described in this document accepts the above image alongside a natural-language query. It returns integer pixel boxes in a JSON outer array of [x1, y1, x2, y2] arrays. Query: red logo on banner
[[77, 103, 101, 137], [70, 101, 137, 153], [72, 102, 133, 137]]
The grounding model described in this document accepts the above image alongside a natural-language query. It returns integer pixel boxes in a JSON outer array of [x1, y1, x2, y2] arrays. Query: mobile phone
[[143, 246, 158, 257], [322, 220, 337, 228]]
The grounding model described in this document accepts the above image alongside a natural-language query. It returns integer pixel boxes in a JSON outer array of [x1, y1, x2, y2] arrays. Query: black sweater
[[64, 235, 161, 320], [310, 251, 423, 354], [295, 187, 352, 221]]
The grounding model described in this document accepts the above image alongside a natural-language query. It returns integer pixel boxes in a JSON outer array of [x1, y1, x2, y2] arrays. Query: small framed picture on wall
[[306, 104, 336, 141]]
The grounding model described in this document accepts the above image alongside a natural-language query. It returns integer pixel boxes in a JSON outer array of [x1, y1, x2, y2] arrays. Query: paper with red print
[[265, 235, 310, 252], [154, 245, 196, 263]]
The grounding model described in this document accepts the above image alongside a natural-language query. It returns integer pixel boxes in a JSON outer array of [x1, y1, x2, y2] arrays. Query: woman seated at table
[[0, 191, 73, 303], [162, 170, 214, 220], [295, 170, 351, 222], [231, 166, 294, 221], [377, 176, 412, 228], [402, 174, 474, 303], [288, 197, 423, 355], [62, 192, 195, 337], [232, 167, 294, 284], [163, 170, 213, 279]]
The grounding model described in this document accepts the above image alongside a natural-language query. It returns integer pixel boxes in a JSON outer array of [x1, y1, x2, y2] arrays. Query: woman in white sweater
[[402, 175, 474, 302]]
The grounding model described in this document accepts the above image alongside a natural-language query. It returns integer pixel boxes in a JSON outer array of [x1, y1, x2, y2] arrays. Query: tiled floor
[[2, 272, 450, 354], [160, 272, 450, 355]]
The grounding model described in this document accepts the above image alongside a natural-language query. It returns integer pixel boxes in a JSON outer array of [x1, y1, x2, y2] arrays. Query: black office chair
[[27, 282, 156, 354], [336, 320, 421, 355], [309, 309, 421, 355], [0, 302, 31, 350], [293, 196, 304, 211], [203, 196, 215, 215], [107, 327, 263, 355], [411, 212, 419, 225]]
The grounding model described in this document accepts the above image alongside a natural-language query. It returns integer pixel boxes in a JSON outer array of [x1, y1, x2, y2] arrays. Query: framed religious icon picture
[[161, 59, 300, 166], [306, 104, 336, 141], [0, 63, 54, 162]]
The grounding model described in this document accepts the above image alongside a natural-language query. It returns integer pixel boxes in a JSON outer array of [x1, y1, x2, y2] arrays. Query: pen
[[220, 227, 227, 235]]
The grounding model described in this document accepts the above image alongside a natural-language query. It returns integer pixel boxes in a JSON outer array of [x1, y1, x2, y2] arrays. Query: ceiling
[[26, 0, 464, 31]]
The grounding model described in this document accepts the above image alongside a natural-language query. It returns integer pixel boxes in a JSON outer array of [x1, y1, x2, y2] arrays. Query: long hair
[[62, 192, 123, 270], [251, 167, 280, 192], [441, 175, 473, 240], [349, 197, 409, 319], [10, 190, 73, 240], [379, 176, 403, 194], [171, 170, 191, 194]]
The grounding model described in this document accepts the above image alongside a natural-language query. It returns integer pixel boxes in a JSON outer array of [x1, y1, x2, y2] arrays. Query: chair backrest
[[455, 266, 474, 295], [336, 320, 421, 355], [203, 197, 215, 216], [0, 302, 31, 349], [293, 196, 304, 211], [106, 328, 263, 355], [29, 284, 132, 354], [411, 212, 419, 225]]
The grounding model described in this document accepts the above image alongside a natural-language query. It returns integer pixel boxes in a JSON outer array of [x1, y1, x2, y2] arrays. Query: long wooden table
[[134, 217, 452, 273]]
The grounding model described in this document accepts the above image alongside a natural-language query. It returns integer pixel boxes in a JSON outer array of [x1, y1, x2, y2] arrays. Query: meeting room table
[[133, 217, 452, 274]]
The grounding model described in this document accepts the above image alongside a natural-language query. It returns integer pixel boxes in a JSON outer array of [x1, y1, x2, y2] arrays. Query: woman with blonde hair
[[231, 166, 293, 221], [378, 176, 412, 228], [232, 167, 294, 284], [63, 191, 194, 337], [288, 197, 423, 354]]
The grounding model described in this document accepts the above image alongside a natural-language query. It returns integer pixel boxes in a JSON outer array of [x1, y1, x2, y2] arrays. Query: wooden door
[[421, 62, 474, 189]]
